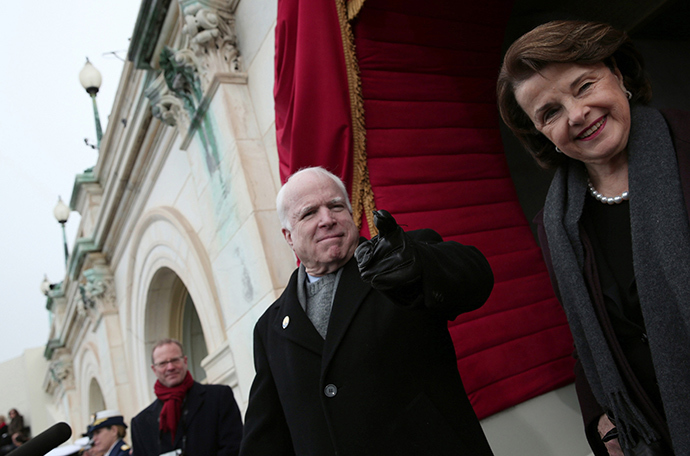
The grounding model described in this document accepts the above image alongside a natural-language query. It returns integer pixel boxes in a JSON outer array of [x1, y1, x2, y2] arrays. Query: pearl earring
[[625, 89, 632, 100], [555, 146, 563, 153]]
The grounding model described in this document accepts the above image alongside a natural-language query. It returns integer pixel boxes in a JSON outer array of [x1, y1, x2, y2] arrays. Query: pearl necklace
[[587, 180, 629, 205]]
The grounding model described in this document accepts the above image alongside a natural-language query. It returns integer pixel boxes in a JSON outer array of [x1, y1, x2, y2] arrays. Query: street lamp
[[79, 58, 103, 149], [40, 274, 52, 296], [53, 196, 71, 265]]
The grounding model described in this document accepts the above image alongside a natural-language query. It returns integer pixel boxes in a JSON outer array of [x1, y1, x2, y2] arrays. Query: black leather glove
[[355, 210, 421, 290]]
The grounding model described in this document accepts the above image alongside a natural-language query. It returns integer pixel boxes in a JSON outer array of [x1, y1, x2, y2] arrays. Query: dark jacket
[[240, 229, 494, 456], [131, 382, 242, 456], [535, 109, 690, 455], [7, 415, 23, 437], [106, 439, 131, 456]]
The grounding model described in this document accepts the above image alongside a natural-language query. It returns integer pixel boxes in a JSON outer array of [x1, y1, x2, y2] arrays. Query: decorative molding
[[128, 0, 174, 69], [180, 0, 240, 13], [179, 1, 242, 90], [44, 349, 75, 394], [69, 171, 100, 211], [145, 73, 191, 130], [146, 0, 242, 140], [180, 71, 248, 150], [200, 342, 238, 387], [159, 45, 203, 121], [44, 338, 65, 361], [68, 236, 99, 281], [79, 254, 118, 330]]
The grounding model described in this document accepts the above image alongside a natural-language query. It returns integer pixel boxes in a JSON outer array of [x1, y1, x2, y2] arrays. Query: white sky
[[0, 1, 144, 363]]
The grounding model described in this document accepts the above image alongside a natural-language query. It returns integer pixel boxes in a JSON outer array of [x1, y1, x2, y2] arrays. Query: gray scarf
[[297, 265, 343, 338], [543, 106, 690, 453]]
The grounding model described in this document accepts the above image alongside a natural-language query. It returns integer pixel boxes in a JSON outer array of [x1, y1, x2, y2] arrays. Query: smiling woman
[[513, 62, 632, 191], [497, 20, 690, 456]]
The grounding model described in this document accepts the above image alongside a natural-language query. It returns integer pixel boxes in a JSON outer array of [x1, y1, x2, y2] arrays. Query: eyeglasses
[[152, 356, 184, 369]]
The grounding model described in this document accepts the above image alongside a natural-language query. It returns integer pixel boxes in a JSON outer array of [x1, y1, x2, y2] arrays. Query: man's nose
[[317, 207, 336, 226]]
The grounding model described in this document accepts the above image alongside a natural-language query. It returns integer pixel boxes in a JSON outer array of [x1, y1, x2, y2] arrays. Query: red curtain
[[275, 0, 575, 419], [274, 0, 354, 189]]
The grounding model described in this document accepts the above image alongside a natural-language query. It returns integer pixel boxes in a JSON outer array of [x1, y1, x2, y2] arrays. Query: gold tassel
[[347, 0, 366, 20], [335, 0, 377, 235]]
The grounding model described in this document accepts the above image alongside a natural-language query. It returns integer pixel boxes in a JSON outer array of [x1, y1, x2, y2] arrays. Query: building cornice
[[68, 237, 99, 281], [128, 0, 174, 69], [69, 171, 100, 210]]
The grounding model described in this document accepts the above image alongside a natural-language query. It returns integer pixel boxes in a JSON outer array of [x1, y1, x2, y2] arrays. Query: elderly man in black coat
[[240, 167, 495, 456]]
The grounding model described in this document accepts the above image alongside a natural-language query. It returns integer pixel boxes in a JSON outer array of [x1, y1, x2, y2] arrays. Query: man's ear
[[282, 228, 293, 248]]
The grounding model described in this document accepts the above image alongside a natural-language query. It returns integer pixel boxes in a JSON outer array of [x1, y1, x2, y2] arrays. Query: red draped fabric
[[274, 0, 354, 188], [275, 0, 576, 419]]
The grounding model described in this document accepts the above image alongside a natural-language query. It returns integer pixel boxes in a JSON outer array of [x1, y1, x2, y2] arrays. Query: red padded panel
[[274, 0, 575, 421], [352, 0, 575, 419]]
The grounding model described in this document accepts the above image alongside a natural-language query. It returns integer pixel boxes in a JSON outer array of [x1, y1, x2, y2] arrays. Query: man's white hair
[[276, 167, 352, 231]]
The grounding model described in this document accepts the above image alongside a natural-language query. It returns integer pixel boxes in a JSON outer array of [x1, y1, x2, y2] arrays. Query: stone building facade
[[38, 0, 688, 455], [43, 0, 291, 435]]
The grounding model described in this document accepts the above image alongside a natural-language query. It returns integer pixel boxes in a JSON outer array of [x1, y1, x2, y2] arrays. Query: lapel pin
[[282, 316, 290, 329]]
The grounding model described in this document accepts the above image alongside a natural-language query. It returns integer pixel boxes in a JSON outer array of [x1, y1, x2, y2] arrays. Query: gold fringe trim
[[335, 0, 377, 235], [347, 0, 366, 20]]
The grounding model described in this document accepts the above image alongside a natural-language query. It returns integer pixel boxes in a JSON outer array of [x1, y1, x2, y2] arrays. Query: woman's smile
[[576, 116, 606, 140]]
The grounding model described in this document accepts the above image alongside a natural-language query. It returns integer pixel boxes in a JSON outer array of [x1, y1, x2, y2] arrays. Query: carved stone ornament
[[145, 73, 191, 129], [80, 265, 117, 316], [159, 46, 204, 120], [180, 1, 242, 89], [47, 350, 75, 392], [146, 0, 242, 129]]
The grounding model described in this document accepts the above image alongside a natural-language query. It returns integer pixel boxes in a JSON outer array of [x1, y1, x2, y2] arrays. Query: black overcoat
[[131, 382, 242, 456], [240, 230, 494, 456]]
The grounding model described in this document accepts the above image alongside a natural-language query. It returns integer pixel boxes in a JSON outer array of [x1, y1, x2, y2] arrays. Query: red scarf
[[154, 371, 194, 441]]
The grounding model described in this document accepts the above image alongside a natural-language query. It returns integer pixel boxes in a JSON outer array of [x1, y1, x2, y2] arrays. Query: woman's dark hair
[[497, 20, 652, 169]]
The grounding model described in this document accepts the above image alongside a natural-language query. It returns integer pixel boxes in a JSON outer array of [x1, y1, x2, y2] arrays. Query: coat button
[[282, 316, 290, 329], [324, 384, 338, 397]]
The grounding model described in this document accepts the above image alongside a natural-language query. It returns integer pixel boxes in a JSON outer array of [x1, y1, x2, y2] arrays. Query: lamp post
[[79, 58, 103, 148], [40, 274, 52, 296], [53, 196, 71, 265]]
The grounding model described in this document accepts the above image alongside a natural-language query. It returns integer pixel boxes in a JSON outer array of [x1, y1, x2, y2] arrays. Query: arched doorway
[[182, 292, 208, 382], [88, 378, 106, 416], [128, 208, 232, 402], [145, 267, 209, 384]]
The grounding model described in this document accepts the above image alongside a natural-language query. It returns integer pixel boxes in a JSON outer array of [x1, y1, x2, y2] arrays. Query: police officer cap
[[88, 410, 127, 437]]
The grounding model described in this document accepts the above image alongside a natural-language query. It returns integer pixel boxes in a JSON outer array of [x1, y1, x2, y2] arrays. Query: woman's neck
[[585, 151, 629, 197]]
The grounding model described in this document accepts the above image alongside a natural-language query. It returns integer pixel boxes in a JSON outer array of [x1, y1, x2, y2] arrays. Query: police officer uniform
[[88, 410, 131, 456]]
